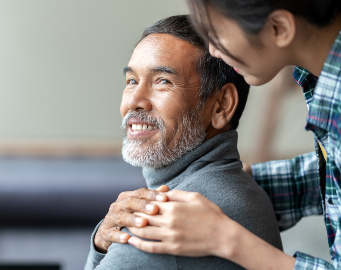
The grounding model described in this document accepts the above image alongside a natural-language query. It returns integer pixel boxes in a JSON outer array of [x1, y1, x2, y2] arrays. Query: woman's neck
[[293, 14, 341, 77]]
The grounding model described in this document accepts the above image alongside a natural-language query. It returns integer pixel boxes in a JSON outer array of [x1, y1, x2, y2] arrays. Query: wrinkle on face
[[131, 34, 201, 90]]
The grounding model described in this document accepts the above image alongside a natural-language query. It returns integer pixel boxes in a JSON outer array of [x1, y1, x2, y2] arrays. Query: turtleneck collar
[[142, 129, 240, 190]]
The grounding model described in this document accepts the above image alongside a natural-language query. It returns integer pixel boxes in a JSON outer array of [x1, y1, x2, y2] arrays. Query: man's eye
[[158, 79, 171, 84], [127, 79, 137, 85]]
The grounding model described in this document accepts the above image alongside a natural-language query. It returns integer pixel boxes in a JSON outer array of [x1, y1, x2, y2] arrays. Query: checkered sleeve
[[294, 252, 335, 269], [251, 152, 323, 231]]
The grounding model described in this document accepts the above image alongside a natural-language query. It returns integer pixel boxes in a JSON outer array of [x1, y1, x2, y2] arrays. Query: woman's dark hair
[[188, 0, 341, 46], [137, 15, 250, 130]]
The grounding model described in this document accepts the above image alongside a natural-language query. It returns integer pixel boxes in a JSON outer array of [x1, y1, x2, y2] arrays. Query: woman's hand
[[94, 185, 169, 254], [127, 189, 296, 270], [127, 190, 234, 257]]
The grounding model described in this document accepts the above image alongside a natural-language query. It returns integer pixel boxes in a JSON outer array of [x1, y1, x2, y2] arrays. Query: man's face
[[120, 34, 211, 168]]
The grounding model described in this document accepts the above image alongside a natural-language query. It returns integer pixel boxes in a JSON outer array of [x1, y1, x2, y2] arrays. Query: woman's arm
[[128, 190, 335, 270], [127, 190, 297, 270], [252, 151, 322, 231]]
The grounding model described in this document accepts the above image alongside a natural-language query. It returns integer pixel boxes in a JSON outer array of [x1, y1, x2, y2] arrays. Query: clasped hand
[[94, 186, 231, 257]]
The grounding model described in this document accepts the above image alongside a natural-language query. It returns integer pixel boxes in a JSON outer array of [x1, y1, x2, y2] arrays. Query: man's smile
[[131, 124, 158, 131], [127, 118, 160, 139]]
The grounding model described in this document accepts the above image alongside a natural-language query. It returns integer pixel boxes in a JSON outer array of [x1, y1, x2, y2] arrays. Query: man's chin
[[123, 140, 158, 154], [121, 134, 204, 169], [121, 138, 167, 168], [121, 111, 206, 168]]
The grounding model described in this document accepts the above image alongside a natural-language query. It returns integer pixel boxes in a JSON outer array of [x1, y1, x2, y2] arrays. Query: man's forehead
[[137, 33, 196, 51], [127, 34, 199, 74]]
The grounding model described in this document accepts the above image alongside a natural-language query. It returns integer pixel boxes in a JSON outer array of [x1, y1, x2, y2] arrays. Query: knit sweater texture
[[85, 130, 283, 270]]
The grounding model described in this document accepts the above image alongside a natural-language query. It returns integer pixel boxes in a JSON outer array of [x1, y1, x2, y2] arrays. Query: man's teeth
[[131, 124, 158, 131]]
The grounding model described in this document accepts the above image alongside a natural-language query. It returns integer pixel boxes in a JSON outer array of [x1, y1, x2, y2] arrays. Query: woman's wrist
[[211, 215, 241, 260], [217, 219, 296, 270]]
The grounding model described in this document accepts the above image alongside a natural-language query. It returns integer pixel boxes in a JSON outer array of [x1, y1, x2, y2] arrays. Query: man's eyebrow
[[151, 66, 178, 75], [123, 66, 133, 75], [123, 66, 179, 76]]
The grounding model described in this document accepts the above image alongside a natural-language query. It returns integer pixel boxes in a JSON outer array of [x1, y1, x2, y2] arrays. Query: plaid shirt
[[252, 29, 341, 270]]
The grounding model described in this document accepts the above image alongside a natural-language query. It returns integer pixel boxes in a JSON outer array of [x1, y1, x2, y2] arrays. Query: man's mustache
[[121, 111, 165, 131]]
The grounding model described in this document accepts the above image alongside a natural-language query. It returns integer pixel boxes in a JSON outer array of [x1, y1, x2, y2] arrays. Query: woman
[[94, 1, 341, 269]]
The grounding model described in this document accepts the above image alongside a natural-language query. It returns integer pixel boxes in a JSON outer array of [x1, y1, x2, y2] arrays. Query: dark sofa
[[0, 156, 146, 270]]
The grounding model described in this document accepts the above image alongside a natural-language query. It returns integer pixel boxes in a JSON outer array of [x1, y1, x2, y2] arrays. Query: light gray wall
[[238, 83, 315, 162], [0, 0, 314, 158], [0, 0, 187, 141]]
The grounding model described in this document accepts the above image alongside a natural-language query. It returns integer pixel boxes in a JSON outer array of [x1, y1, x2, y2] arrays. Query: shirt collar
[[293, 29, 341, 132], [293, 67, 318, 109]]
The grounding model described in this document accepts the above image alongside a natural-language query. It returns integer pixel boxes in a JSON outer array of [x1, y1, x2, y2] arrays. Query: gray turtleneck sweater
[[85, 130, 282, 270]]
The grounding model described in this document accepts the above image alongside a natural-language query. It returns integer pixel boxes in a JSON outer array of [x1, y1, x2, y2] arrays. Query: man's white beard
[[121, 108, 206, 169]]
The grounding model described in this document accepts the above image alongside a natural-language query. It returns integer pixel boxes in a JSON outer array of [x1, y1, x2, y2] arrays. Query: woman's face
[[207, 7, 289, 86]]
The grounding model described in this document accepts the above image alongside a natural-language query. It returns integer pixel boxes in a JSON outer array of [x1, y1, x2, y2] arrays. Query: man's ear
[[267, 10, 296, 48], [211, 83, 238, 130]]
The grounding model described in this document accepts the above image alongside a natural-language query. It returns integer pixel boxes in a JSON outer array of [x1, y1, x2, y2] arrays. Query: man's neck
[[204, 124, 232, 142], [142, 130, 239, 190]]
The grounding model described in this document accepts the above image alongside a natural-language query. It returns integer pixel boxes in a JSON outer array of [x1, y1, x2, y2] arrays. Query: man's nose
[[127, 83, 152, 112], [208, 43, 221, 59]]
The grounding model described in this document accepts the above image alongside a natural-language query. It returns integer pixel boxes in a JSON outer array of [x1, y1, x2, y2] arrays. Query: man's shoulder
[[174, 161, 283, 251], [97, 228, 244, 270], [177, 159, 276, 222], [180, 159, 261, 201], [95, 237, 176, 270]]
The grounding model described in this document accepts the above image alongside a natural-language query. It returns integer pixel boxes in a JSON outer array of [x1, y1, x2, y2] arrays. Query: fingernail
[[120, 234, 127, 242], [128, 237, 135, 245], [135, 217, 143, 225], [156, 194, 165, 201], [146, 203, 154, 212]]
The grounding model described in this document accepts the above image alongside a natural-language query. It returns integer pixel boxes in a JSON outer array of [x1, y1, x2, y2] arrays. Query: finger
[[128, 226, 167, 241], [156, 185, 170, 193], [111, 210, 149, 227], [132, 188, 168, 202], [108, 230, 131, 244], [117, 188, 167, 202], [133, 211, 171, 226], [148, 200, 185, 215], [128, 237, 171, 254], [94, 227, 130, 253], [166, 190, 205, 203], [118, 197, 159, 215]]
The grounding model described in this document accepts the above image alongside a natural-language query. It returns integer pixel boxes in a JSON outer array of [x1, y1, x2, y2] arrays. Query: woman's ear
[[267, 10, 296, 48], [211, 83, 238, 130]]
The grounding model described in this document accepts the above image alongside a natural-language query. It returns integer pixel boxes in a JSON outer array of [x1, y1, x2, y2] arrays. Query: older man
[[85, 15, 282, 270]]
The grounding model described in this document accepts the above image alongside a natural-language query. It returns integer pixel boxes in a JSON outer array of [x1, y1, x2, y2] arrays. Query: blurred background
[[0, 1, 329, 269]]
